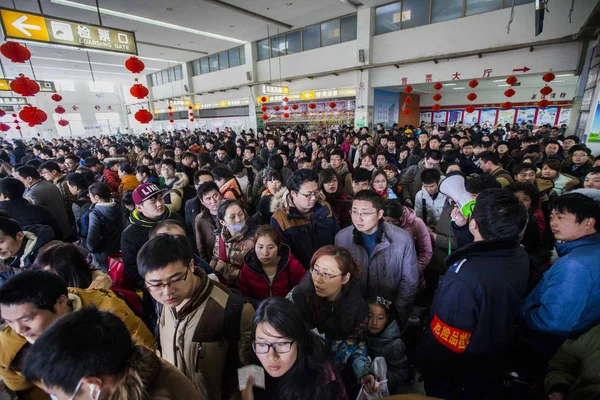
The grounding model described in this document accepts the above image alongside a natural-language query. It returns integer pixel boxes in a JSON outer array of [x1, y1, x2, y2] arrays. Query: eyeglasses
[[372, 179, 387, 185], [145, 267, 189, 293], [351, 210, 378, 218], [297, 190, 320, 199], [252, 341, 295, 354], [310, 268, 342, 281]]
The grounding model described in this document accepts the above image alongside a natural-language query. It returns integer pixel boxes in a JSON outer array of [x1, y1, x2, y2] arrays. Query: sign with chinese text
[[262, 85, 289, 95], [0, 8, 137, 55], [0, 97, 26, 105], [195, 98, 249, 110]]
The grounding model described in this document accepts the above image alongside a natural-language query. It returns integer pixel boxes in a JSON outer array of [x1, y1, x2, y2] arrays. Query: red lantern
[[308, 103, 316, 109], [169, 119, 174, 123], [432, 104, 441, 111], [0, 41, 31, 63], [465, 105, 476, 113], [283, 113, 290, 118], [190, 118, 194, 122], [168, 112, 173, 117], [538, 99, 550, 109], [506, 76, 518, 86], [167, 106, 173, 110], [51, 94, 63, 102], [0, 123, 9, 132], [501, 102, 512, 110], [328, 102, 337, 109], [189, 112, 194, 116], [0, 110, 5, 117], [405, 85, 413, 93], [260, 96, 268, 103], [404, 97, 412, 104], [10, 74, 39, 96], [58, 119, 69, 127], [134, 109, 153, 124], [273, 105, 281, 112], [542, 72, 555, 83], [125, 56, 145, 74], [540, 86, 553, 96], [291, 104, 299, 110], [55, 106, 66, 114], [468, 80, 479, 89], [432, 93, 442, 101], [433, 82, 443, 91], [402, 108, 410, 115], [283, 97, 289, 102], [261, 106, 268, 112], [262, 114, 269, 120], [504, 88, 516, 98], [467, 93, 478, 102], [19, 105, 47, 126], [11, 114, 16, 117], [188, 106, 193, 110], [283, 105, 289, 111], [130, 83, 149, 99], [15, 125, 20, 130]]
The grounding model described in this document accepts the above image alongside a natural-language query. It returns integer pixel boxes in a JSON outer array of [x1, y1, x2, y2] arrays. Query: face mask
[[227, 221, 245, 234], [51, 379, 102, 400]]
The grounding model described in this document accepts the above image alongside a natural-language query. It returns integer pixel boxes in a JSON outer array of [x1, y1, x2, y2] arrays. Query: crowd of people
[[0, 120, 598, 400]]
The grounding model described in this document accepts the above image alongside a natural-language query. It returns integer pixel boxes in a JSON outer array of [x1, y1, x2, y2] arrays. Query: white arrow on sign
[[12, 15, 42, 37]]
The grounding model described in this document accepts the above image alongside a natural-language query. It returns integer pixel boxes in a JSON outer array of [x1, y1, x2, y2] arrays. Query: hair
[[39, 161, 61, 173], [587, 167, 600, 177], [197, 181, 220, 200], [0, 216, 23, 239], [353, 189, 383, 211], [194, 169, 213, 185], [149, 219, 186, 238], [382, 199, 404, 224], [563, 135, 580, 144], [265, 169, 283, 184], [352, 167, 372, 184], [543, 159, 562, 172], [31, 243, 92, 288], [550, 193, 600, 231], [64, 154, 80, 163], [267, 154, 284, 171], [0, 270, 68, 312], [88, 182, 112, 202], [23, 307, 135, 395], [287, 169, 318, 192], [229, 159, 244, 175], [310, 245, 361, 286], [297, 157, 312, 166], [479, 151, 500, 165], [569, 144, 592, 156], [161, 158, 177, 169], [105, 160, 120, 169], [245, 146, 256, 155], [119, 162, 134, 175], [217, 199, 243, 221], [371, 169, 387, 185], [212, 166, 234, 182], [421, 168, 441, 185], [513, 163, 537, 175], [0, 177, 25, 199], [329, 148, 344, 159], [506, 182, 541, 210], [253, 224, 281, 247], [466, 174, 501, 194], [65, 172, 89, 191], [181, 151, 195, 161], [471, 189, 528, 240], [137, 234, 194, 277], [318, 168, 342, 197], [15, 165, 40, 180], [197, 153, 214, 170]]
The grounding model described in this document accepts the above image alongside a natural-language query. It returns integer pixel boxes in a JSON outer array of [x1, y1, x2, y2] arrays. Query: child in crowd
[[414, 168, 447, 229]]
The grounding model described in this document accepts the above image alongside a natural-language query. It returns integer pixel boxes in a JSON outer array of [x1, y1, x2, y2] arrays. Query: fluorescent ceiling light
[[30, 66, 134, 76], [31, 56, 160, 70], [497, 84, 510, 87], [444, 83, 457, 86], [554, 80, 566, 83], [493, 79, 505, 82], [555, 74, 573, 77], [452, 87, 465, 90], [51, 0, 246, 44]]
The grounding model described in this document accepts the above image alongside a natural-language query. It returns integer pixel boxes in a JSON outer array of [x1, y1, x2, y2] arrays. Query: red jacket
[[103, 169, 121, 193], [238, 244, 306, 300]]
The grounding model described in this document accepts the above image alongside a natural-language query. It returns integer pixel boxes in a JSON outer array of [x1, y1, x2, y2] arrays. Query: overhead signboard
[[260, 88, 357, 103], [0, 79, 55, 92], [0, 8, 137, 55], [262, 85, 289, 95], [0, 97, 27, 105]]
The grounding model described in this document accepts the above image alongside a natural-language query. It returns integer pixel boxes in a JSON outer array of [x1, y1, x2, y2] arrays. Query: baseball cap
[[132, 183, 165, 206]]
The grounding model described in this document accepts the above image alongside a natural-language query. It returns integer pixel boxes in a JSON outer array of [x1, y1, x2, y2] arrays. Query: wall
[[191, 65, 251, 94]]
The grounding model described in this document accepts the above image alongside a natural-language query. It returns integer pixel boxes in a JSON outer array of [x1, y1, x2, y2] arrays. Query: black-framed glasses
[[145, 267, 190, 293], [297, 190, 320, 199], [310, 268, 342, 281], [252, 341, 295, 354]]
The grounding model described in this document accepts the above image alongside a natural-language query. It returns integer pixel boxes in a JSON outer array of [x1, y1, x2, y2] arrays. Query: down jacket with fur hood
[[164, 172, 189, 213]]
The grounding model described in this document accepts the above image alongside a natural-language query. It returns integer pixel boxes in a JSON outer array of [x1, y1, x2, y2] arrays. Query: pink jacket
[[400, 207, 433, 290]]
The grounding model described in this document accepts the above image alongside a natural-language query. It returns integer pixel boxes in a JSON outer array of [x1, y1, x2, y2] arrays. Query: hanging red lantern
[[273, 105, 280, 112], [432, 104, 441, 111], [504, 88, 516, 97], [308, 103, 316, 109], [283, 113, 290, 118], [540, 86, 553, 96], [262, 114, 269, 120], [402, 108, 411, 115], [58, 119, 69, 127], [0, 110, 5, 117], [190, 118, 194, 122], [432, 93, 442, 101], [13, 119, 18, 124], [260, 105, 268, 112], [405, 85, 413, 93], [433, 82, 443, 91], [124, 56, 145, 73], [291, 104, 299, 110], [0, 41, 31, 63], [19, 105, 47, 126], [283, 105, 289, 111], [169, 119, 174, 123], [260, 96, 268, 103], [283, 97, 289, 102], [501, 102, 513, 110], [542, 72, 555, 83], [189, 112, 194, 116], [506, 76, 518, 86], [538, 99, 550, 109], [468, 80, 479, 89], [328, 102, 337, 109], [134, 109, 153, 124], [15, 125, 21, 130], [51, 94, 63, 102], [0, 123, 9, 132], [467, 93, 478, 102], [11, 114, 16, 118], [465, 105, 476, 113], [55, 106, 66, 114], [130, 83, 149, 99], [188, 106, 193, 110], [404, 96, 412, 104], [10, 74, 39, 96], [167, 106, 173, 110]]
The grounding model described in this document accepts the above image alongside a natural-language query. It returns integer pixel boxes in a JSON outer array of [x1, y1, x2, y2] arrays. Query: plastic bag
[[355, 357, 391, 400]]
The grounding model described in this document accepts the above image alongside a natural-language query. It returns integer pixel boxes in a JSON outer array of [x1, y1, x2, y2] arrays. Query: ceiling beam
[[202, 0, 293, 30]]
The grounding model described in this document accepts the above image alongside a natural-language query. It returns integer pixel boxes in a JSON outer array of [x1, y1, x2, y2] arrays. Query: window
[[200, 58, 210, 74], [192, 60, 201, 76], [88, 82, 114, 93], [321, 19, 340, 47], [375, 2, 401, 35], [239, 47, 246, 65], [161, 70, 169, 84], [401, 0, 430, 29], [303, 25, 320, 50], [209, 54, 219, 72], [341, 15, 357, 42], [271, 35, 286, 58], [286, 30, 302, 54], [167, 68, 175, 82], [54, 80, 75, 91], [95, 112, 122, 134], [512, 0, 535, 5], [228, 48, 240, 67], [257, 39, 270, 61], [174, 65, 183, 80], [54, 113, 83, 136], [466, 0, 501, 16], [431, 0, 463, 23], [218, 51, 229, 70]]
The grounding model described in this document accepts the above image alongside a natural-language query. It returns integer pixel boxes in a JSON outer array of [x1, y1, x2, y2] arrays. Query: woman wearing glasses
[[241, 297, 347, 400], [288, 245, 376, 397], [371, 169, 397, 200]]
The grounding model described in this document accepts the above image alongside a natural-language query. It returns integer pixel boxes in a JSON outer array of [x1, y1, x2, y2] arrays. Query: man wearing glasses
[[137, 234, 254, 400], [271, 169, 339, 270], [335, 190, 418, 331]]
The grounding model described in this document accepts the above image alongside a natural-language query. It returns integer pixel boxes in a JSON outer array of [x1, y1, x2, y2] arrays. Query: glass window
[[192, 60, 201, 76], [510, 0, 534, 5], [286, 30, 301, 55], [257, 39, 270, 61], [466, 0, 501, 16], [341, 15, 357, 42], [401, 0, 430, 29], [209, 54, 219, 72], [174, 65, 183, 80], [228, 48, 240, 67], [200, 58, 210, 74], [270, 35, 285, 58], [431, 0, 463, 23], [154, 72, 163, 85], [161, 70, 169, 84], [218, 52, 229, 70], [167, 68, 175, 82], [321, 19, 340, 47], [375, 2, 401, 35], [303, 25, 320, 50], [239, 46, 246, 65]]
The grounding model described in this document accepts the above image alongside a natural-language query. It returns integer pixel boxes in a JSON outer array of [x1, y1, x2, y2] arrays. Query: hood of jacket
[[220, 177, 242, 196], [165, 172, 189, 192], [335, 162, 350, 177], [6, 225, 56, 267], [269, 187, 289, 213], [555, 232, 600, 258], [171, 268, 215, 320], [121, 174, 141, 187], [92, 202, 122, 222], [401, 206, 416, 229], [111, 346, 162, 400], [88, 269, 113, 290], [243, 243, 294, 277], [129, 207, 174, 229]]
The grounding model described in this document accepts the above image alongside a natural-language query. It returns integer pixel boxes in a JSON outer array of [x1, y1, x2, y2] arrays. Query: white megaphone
[[439, 172, 476, 218]]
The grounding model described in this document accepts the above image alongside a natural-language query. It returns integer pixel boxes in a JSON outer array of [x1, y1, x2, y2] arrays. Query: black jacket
[[184, 197, 202, 242], [0, 199, 61, 239], [85, 202, 122, 256]]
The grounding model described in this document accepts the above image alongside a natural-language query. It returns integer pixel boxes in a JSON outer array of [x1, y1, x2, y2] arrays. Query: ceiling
[[0, 0, 385, 82]]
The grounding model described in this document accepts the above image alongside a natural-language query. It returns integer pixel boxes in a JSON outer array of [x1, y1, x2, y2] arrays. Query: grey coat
[[366, 320, 409, 394], [335, 222, 419, 330], [24, 180, 73, 240]]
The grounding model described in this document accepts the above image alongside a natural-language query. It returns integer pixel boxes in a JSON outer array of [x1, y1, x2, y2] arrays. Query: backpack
[[78, 207, 105, 239]]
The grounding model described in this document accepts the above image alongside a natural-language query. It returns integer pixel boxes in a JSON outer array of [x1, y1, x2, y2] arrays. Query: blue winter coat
[[522, 233, 600, 337], [366, 320, 408, 394]]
